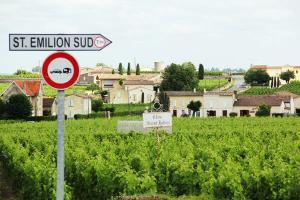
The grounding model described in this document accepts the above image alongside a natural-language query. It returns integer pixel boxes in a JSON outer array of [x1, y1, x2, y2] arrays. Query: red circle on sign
[[94, 36, 106, 48], [42, 52, 79, 90]]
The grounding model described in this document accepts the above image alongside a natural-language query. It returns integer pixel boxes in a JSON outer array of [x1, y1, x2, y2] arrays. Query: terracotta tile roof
[[14, 80, 42, 96], [66, 93, 91, 98], [274, 91, 299, 98], [165, 91, 233, 97], [234, 95, 286, 106], [205, 91, 233, 96], [95, 74, 123, 80], [124, 80, 155, 85], [43, 97, 55, 108], [250, 65, 267, 70]]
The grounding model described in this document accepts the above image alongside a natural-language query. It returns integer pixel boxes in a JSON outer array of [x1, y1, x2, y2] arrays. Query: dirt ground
[[0, 162, 17, 200]]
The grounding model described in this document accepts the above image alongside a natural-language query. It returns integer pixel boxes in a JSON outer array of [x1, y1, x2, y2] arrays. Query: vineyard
[[240, 81, 300, 96], [0, 117, 300, 199], [198, 79, 229, 91]]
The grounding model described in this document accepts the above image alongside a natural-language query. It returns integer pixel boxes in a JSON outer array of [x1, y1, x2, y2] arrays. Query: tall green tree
[[244, 69, 270, 86], [86, 83, 100, 93], [198, 64, 204, 80], [127, 63, 131, 75], [112, 69, 115, 74], [92, 99, 103, 113], [187, 100, 202, 116], [280, 70, 295, 84], [161, 63, 198, 91], [136, 63, 141, 75], [6, 94, 32, 119], [255, 104, 271, 117], [14, 69, 30, 75], [118, 63, 123, 75]]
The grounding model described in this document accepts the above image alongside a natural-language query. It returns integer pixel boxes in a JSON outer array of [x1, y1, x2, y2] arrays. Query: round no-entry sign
[[42, 52, 79, 89]]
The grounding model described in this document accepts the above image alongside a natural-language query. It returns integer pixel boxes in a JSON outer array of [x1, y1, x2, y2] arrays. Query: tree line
[[117, 63, 140, 75], [244, 69, 295, 86]]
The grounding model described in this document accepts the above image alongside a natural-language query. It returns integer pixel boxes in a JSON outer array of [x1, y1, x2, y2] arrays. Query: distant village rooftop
[[233, 95, 290, 107], [165, 91, 233, 97]]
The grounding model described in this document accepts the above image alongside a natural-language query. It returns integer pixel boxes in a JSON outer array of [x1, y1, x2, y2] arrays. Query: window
[[133, 94, 136, 101], [207, 110, 216, 117], [222, 110, 227, 117], [172, 109, 177, 117], [284, 102, 291, 109], [69, 99, 74, 107], [240, 110, 249, 116], [103, 80, 113, 88], [147, 94, 152, 102]]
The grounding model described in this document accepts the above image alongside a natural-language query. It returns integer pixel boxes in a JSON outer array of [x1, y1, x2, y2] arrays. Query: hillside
[[240, 81, 300, 96]]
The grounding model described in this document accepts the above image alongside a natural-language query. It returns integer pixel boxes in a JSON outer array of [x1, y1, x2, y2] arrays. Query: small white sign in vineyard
[[143, 112, 172, 128]]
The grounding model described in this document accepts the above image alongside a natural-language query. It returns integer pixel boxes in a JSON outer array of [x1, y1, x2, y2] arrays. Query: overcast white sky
[[0, 0, 299, 74]]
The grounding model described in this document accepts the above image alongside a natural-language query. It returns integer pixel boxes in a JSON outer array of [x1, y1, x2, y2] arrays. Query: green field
[[240, 81, 300, 96], [198, 79, 229, 91], [43, 85, 88, 97], [0, 83, 10, 94], [0, 117, 299, 199], [0, 74, 41, 79]]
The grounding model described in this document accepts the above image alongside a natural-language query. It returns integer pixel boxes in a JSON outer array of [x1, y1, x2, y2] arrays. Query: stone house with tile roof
[[233, 95, 294, 116], [166, 91, 235, 117], [165, 90, 297, 117], [110, 80, 155, 104], [250, 64, 300, 84], [51, 93, 92, 119], [1, 80, 43, 116]]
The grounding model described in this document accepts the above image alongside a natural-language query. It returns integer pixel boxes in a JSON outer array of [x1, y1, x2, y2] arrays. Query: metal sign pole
[[57, 90, 65, 200]]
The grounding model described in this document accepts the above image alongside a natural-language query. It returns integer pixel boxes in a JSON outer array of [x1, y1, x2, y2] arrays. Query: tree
[[6, 94, 32, 119], [86, 83, 100, 93], [14, 69, 30, 75], [255, 104, 271, 116], [161, 63, 198, 91], [244, 69, 271, 85], [112, 69, 115, 74], [118, 63, 123, 75], [280, 70, 295, 84], [127, 63, 131, 75], [0, 99, 5, 115], [32, 66, 41, 73], [96, 63, 105, 66], [198, 64, 204, 80], [187, 100, 202, 116], [92, 99, 103, 113], [136, 64, 141, 75]]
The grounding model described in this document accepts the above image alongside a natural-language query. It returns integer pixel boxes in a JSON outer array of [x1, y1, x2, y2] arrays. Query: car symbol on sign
[[50, 69, 62, 74]]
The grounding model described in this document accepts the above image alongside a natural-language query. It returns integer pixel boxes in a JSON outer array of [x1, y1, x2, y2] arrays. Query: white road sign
[[9, 34, 112, 51], [143, 112, 172, 128]]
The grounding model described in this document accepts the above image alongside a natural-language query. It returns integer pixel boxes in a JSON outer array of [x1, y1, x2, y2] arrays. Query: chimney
[[233, 90, 238, 101]]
